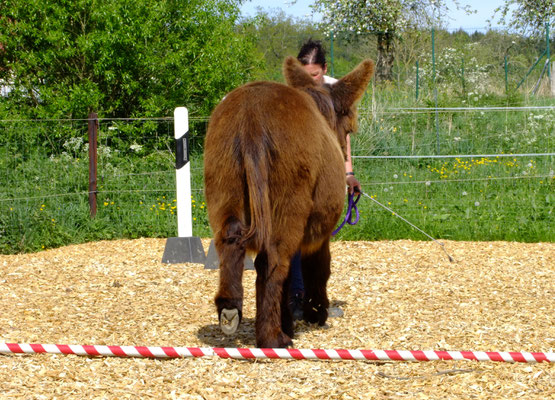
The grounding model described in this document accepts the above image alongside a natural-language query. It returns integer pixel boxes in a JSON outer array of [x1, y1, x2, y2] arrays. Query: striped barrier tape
[[1, 343, 553, 363]]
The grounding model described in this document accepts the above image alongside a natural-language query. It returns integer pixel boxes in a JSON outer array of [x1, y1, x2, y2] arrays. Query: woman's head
[[297, 39, 327, 84]]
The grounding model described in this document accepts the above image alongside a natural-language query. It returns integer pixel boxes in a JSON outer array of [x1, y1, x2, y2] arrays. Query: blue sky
[[239, 0, 507, 31]]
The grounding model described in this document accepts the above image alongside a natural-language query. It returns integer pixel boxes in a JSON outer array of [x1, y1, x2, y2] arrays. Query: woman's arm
[[344, 134, 361, 194]]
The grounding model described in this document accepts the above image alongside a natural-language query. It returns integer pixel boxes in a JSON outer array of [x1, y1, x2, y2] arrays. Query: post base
[[162, 236, 206, 264], [204, 239, 254, 270]]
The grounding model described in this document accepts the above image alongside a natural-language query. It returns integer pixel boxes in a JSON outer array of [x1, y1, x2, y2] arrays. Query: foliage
[[239, 9, 324, 81], [493, 0, 555, 36], [1, 90, 554, 254], [311, 0, 463, 81], [313, 0, 406, 34], [0, 0, 260, 120], [1, 8, 554, 253]]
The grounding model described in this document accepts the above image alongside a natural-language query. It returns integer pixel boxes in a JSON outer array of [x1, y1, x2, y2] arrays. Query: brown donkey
[[204, 57, 374, 348]]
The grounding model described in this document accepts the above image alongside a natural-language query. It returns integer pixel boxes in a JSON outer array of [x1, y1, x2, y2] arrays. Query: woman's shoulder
[[323, 75, 338, 84]]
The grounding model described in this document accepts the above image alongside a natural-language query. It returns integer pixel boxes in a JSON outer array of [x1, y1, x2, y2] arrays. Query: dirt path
[[1, 239, 553, 399]]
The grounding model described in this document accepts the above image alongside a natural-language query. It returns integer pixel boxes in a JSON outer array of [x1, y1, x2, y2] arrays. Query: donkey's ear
[[330, 59, 375, 113], [283, 56, 317, 89]]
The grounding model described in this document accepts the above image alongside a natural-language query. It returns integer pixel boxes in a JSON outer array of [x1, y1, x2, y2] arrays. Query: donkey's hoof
[[220, 308, 240, 335]]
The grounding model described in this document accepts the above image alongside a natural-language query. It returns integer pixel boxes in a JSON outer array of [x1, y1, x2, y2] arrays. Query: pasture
[[1, 238, 553, 399], [1, 102, 554, 255]]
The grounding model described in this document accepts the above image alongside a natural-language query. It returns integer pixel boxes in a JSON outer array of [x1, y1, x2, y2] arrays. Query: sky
[[239, 0, 507, 32]]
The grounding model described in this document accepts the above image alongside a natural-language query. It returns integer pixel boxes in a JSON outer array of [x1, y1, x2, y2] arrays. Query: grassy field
[[1, 92, 553, 254]]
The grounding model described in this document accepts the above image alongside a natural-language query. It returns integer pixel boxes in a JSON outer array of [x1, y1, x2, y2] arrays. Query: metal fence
[[1, 103, 553, 253]]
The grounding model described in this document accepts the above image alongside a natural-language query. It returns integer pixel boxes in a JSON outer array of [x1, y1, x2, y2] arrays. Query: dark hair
[[297, 39, 326, 67]]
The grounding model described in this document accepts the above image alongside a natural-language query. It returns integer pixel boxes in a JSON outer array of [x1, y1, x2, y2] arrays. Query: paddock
[[0, 238, 553, 398]]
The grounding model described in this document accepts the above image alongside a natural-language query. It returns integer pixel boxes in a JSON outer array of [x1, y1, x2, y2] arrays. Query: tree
[[240, 8, 324, 81], [312, 0, 462, 82], [493, 0, 554, 36], [0, 0, 260, 119]]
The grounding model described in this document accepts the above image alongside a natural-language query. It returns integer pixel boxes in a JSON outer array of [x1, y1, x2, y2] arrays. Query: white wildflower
[[130, 144, 143, 153]]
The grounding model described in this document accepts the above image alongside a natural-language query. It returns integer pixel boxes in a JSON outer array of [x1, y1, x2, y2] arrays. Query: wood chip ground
[[0, 239, 553, 399]]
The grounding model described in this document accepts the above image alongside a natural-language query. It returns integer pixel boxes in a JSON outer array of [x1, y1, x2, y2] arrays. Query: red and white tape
[[1, 343, 553, 363]]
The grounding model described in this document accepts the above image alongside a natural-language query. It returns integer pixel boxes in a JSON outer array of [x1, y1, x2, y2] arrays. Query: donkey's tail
[[241, 137, 272, 252]]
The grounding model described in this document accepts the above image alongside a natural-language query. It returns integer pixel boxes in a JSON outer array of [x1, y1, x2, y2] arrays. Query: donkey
[[203, 56, 374, 348]]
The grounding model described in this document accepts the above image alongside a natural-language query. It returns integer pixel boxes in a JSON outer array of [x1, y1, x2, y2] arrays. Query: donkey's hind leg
[[301, 240, 331, 326], [254, 249, 294, 348], [214, 216, 247, 335]]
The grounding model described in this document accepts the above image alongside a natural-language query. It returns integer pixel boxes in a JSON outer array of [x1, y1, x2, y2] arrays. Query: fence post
[[87, 112, 98, 218], [330, 30, 335, 78], [546, 22, 550, 80], [415, 60, 419, 100], [505, 55, 509, 94], [161, 107, 206, 265], [461, 57, 466, 95], [547, 22, 553, 96], [432, 27, 440, 154], [174, 107, 192, 237]]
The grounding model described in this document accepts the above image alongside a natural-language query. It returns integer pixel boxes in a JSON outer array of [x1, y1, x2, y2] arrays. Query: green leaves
[[0, 0, 257, 119], [493, 0, 554, 36]]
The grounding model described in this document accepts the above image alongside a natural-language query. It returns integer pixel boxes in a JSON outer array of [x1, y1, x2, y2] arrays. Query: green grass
[[1, 92, 553, 254]]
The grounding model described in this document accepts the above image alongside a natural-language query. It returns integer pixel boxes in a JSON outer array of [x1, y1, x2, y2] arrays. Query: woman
[[290, 39, 362, 320], [297, 38, 361, 194]]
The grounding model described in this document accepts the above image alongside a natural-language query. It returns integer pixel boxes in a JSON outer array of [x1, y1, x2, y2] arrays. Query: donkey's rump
[[204, 81, 345, 254]]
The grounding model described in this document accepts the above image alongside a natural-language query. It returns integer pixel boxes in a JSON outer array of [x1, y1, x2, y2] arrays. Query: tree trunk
[[376, 32, 395, 83]]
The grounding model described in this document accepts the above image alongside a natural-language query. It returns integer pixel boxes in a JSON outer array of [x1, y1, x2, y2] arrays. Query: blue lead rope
[[332, 192, 361, 236]]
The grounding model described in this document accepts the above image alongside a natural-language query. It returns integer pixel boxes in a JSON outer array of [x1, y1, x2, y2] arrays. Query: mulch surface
[[1, 238, 553, 399]]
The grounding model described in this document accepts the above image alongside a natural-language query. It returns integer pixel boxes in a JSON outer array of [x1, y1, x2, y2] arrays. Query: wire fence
[[324, 24, 554, 99], [0, 105, 554, 253]]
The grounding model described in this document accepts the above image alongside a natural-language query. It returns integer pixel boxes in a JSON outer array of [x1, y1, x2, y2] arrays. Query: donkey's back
[[204, 80, 345, 256]]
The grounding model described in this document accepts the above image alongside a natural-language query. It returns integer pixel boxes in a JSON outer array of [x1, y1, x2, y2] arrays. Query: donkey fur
[[204, 56, 374, 348]]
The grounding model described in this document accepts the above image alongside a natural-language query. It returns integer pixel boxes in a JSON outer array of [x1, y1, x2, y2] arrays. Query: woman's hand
[[346, 174, 361, 195]]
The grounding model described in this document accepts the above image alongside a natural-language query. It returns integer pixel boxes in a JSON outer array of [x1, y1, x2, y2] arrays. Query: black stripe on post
[[175, 131, 189, 170]]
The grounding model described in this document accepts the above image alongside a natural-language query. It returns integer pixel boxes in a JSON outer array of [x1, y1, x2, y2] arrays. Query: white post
[[551, 62, 555, 97], [174, 107, 192, 237], [161, 107, 205, 264]]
